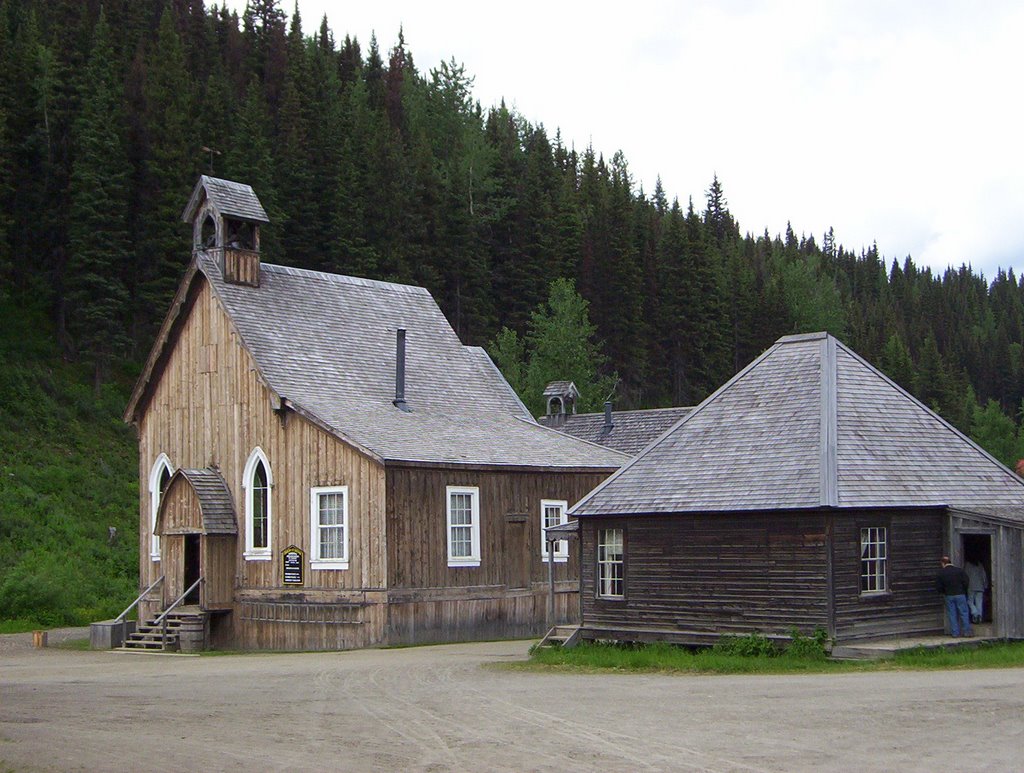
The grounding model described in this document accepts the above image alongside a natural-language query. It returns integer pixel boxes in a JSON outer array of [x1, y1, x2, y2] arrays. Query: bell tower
[[181, 176, 269, 287]]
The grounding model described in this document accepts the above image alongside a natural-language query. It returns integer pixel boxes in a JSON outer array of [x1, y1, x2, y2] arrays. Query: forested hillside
[[3, 1, 1024, 623]]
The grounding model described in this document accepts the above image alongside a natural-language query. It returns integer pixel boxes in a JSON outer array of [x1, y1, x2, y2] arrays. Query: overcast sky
[[227, 1, 1024, 279]]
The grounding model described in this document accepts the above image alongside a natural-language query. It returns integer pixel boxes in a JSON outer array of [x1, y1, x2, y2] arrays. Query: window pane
[[450, 493, 472, 526], [451, 525, 472, 557], [319, 492, 344, 526], [320, 525, 345, 560], [598, 529, 624, 598], [252, 461, 268, 549], [860, 527, 887, 593]]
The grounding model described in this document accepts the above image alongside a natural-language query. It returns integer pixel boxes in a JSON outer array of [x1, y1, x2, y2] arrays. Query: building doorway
[[184, 534, 201, 605], [961, 533, 992, 624]]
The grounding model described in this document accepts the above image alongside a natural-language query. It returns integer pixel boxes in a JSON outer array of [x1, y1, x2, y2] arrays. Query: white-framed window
[[242, 447, 273, 560], [446, 485, 480, 567], [148, 454, 174, 561], [597, 528, 624, 598], [310, 485, 349, 570], [860, 526, 888, 594], [541, 499, 569, 562]]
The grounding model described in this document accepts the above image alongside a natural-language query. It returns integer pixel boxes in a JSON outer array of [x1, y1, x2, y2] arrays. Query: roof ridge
[[819, 335, 839, 507], [260, 261, 432, 295]]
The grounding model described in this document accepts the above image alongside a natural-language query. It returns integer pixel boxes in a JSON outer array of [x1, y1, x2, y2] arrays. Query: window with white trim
[[242, 447, 273, 560], [310, 486, 349, 569], [597, 528, 624, 598], [860, 526, 888, 594], [446, 486, 480, 567], [541, 499, 569, 562], [148, 454, 174, 561]]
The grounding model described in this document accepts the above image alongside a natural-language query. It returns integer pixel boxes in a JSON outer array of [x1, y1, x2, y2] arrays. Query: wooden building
[[567, 332, 1024, 645], [123, 176, 628, 651], [538, 381, 692, 456]]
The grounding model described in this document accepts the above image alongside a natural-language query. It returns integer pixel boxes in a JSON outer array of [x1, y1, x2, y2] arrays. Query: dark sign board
[[282, 545, 304, 585]]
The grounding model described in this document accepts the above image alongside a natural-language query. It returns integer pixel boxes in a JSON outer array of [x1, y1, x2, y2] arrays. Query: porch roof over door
[[156, 468, 237, 536]]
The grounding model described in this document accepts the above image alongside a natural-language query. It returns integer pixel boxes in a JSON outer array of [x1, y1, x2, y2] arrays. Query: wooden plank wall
[[579, 511, 831, 639], [576, 509, 949, 644], [159, 478, 203, 534], [222, 249, 260, 287], [383, 466, 609, 644], [135, 277, 388, 648], [951, 513, 1024, 639], [832, 509, 944, 641]]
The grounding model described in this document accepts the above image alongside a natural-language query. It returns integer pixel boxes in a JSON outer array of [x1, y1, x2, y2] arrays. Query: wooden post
[[32, 630, 47, 648], [547, 537, 556, 629]]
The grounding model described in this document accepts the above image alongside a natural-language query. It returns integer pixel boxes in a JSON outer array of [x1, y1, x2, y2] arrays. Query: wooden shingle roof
[[572, 332, 1024, 517], [168, 468, 237, 534], [141, 254, 627, 470], [538, 407, 693, 456], [181, 175, 269, 224]]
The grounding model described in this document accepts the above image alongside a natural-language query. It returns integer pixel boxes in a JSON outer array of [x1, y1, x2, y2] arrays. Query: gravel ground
[[1, 632, 1022, 772]]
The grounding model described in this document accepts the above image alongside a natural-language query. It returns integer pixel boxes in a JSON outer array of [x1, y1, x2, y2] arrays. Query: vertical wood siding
[[135, 278, 387, 646], [383, 466, 610, 644], [951, 513, 1024, 639]]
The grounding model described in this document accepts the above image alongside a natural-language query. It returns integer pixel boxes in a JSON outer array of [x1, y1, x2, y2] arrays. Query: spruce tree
[[66, 10, 131, 391], [135, 8, 195, 340]]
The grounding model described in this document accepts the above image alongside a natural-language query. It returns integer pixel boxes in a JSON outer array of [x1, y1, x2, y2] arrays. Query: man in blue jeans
[[935, 556, 973, 637]]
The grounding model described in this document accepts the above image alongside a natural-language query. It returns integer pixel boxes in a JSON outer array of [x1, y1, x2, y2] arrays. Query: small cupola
[[543, 381, 580, 427], [181, 175, 269, 287]]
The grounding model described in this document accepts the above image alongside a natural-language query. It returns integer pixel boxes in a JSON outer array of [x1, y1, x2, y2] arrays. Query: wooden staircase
[[537, 625, 582, 649], [121, 606, 207, 652]]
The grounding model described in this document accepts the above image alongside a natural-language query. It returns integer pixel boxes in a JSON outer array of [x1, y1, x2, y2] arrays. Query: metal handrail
[[115, 575, 164, 647], [156, 577, 204, 649]]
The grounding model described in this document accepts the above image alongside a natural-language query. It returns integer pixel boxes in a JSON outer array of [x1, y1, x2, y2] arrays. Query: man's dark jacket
[[935, 564, 970, 596]]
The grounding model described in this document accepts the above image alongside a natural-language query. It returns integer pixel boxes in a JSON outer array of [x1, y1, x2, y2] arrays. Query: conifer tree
[[225, 79, 281, 263], [66, 10, 130, 391], [135, 8, 195, 338]]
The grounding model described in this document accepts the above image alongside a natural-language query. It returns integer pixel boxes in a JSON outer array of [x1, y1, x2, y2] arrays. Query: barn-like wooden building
[[122, 176, 627, 651], [568, 332, 1024, 645]]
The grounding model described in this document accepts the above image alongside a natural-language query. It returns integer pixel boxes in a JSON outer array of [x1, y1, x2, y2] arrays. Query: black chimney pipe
[[603, 401, 614, 433], [393, 328, 410, 411]]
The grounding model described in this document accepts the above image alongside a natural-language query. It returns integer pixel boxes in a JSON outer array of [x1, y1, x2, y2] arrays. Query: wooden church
[[122, 176, 628, 651]]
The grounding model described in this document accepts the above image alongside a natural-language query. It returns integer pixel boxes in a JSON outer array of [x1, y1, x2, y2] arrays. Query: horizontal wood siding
[[136, 278, 387, 648], [384, 466, 609, 643], [581, 512, 830, 639], [832, 509, 944, 641]]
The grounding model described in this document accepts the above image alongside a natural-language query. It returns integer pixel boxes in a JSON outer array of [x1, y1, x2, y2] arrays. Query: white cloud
[[225, 0, 1024, 277]]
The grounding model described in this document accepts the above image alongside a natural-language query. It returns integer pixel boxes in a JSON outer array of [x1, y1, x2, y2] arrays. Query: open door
[[184, 534, 201, 605], [961, 533, 993, 625]]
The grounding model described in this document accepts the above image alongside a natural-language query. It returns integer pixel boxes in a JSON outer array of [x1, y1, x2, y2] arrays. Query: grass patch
[[0, 292, 139, 629], [517, 635, 1024, 675], [53, 637, 91, 651], [0, 619, 43, 634]]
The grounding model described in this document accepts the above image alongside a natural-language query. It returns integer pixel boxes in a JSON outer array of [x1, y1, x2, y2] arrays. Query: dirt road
[[2, 633, 1022, 772]]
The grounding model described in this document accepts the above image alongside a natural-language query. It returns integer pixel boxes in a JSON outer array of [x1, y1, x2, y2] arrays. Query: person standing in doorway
[[965, 559, 988, 624], [935, 556, 973, 637]]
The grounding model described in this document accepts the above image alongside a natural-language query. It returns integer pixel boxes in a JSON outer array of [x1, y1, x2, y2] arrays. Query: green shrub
[[785, 626, 831, 659], [712, 632, 779, 658]]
